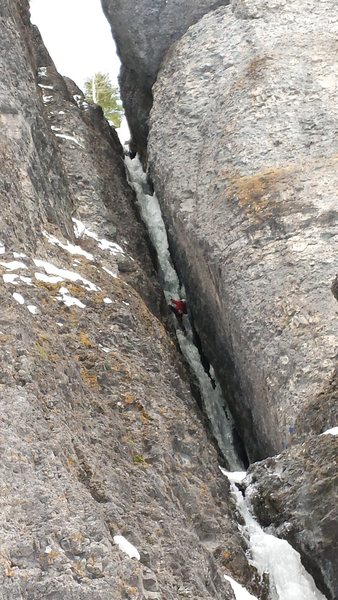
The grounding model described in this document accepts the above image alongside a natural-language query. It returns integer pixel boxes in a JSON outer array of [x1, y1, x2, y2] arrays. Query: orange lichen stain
[[79, 331, 94, 348], [200, 482, 209, 496], [71, 560, 86, 578], [35, 334, 59, 363], [122, 393, 136, 405], [230, 166, 291, 204], [46, 549, 61, 565], [80, 368, 99, 390], [135, 297, 154, 331], [68, 311, 80, 325], [35, 280, 62, 294], [108, 353, 133, 380], [221, 550, 232, 565], [140, 409, 151, 423], [66, 283, 87, 299], [223, 165, 294, 221], [0, 334, 12, 344], [245, 55, 274, 79], [121, 392, 152, 422], [66, 456, 76, 470], [70, 532, 85, 542]]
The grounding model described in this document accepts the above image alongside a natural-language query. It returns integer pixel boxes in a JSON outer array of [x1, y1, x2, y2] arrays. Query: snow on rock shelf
[[13, 292, 25, 305], [224, 575, 258, 600], [0, 261, 28, 271], [322, 427, 338, 436], [113, 536, 140, 561], [33, 259, 100, 292]]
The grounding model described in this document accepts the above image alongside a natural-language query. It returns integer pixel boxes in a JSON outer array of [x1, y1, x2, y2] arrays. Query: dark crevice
[[126, 164, 249, 469]]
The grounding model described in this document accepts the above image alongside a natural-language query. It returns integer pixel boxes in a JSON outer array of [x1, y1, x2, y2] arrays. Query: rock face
[[245, 432, 338, 600], [0, 2, 266, 598], [101, 0, 230, 158], [0, 0, 74, 251], [148, 0, 338, 460], [31, 25, 163, 316]]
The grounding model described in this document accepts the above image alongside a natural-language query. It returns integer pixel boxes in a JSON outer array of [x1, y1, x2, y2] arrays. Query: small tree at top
[[84, 72, 123, 128]]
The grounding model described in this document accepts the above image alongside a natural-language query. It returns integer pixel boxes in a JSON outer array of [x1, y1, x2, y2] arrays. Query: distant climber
[[168, 298, 188, 321]]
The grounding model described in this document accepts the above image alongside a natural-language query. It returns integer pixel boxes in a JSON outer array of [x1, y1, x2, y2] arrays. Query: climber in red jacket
[[168, 298, 188, 320]]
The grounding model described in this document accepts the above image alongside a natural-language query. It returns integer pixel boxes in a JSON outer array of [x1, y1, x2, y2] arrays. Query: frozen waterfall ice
[[222, 470, 327, 600], [125, 155, 242, 471]]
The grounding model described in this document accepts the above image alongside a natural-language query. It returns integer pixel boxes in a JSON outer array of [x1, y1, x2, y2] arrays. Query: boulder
[[245, 432, 338, 600], [148, 0, 338, 460], [101, 0, 230, 158]]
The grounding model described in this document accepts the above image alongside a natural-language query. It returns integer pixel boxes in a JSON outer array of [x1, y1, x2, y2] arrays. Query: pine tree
[[84, 72, 123, 128]]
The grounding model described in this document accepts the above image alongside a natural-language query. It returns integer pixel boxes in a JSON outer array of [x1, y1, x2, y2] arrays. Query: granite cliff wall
[[148, 0, 338, 460]]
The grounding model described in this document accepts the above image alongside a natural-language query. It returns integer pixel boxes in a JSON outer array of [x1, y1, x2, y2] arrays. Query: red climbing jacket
[[169, 298, 188, 317]]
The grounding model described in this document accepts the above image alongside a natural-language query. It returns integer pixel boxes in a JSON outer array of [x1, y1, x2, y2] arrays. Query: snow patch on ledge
[[3, 274, 19, 285], [113, 535, 140, 560], [3, 274, 33, 286], [54, 133, 84, 148], [13, 293, 25, 305], [35, 272, 64, 285], [33, 259, 100, 292], [43, 230, 93, 261], [57, 287, 86, 309], [224, 575, 258, 600], [27, 305, 39, 315], [72, 218, 124, 256], [102, 266, 118, 278], [37, 67, 47, 78], [322, 426, 338, 436], [0, 261, 27, 271]]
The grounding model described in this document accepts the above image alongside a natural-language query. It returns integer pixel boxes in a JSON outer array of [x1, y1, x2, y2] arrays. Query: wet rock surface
[[101, 0, 230, 157], [245, 433, 338, 600], [0, 2, 265, 599], [148, 0, 338, 460]]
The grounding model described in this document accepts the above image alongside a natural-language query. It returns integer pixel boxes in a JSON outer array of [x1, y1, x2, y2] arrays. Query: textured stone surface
[[245, 433, 338, 600], [0, 2, 266, 598], [101, 0, 229, 157], [149, 0, 338, 460], [0, 0, 74, 252], [32, 25, 163, 315]]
